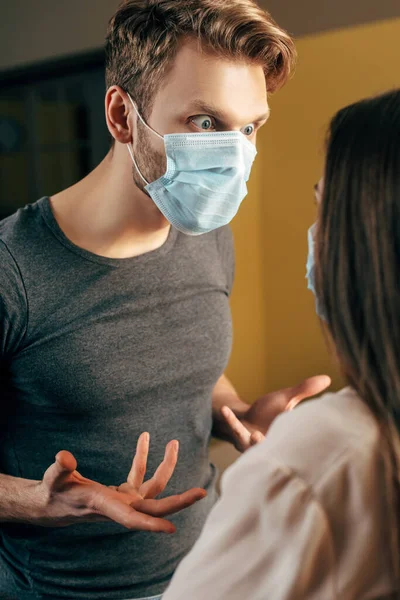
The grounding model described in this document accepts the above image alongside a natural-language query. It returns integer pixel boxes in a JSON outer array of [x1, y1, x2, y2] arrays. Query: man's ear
[[105, 86, 134, 144]]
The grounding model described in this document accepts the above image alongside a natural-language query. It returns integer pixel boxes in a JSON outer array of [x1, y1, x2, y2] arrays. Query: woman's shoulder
[[214, 389, 392, 600], [248, 387, 381, 491]]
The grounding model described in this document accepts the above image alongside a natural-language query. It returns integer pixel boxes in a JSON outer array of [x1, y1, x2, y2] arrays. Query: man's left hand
[[220, 375, 331, 452]]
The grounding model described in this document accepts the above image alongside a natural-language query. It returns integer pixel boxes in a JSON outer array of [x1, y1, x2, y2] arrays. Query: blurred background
[[1, 1, 400, 470]]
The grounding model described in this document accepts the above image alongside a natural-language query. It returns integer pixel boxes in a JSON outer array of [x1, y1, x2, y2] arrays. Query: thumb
[[42, 450, 78, 490], [286, 375, 331, 410]]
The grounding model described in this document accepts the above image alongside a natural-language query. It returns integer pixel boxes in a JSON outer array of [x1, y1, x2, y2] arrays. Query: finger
[[285, 397, 300, 411], [92, 487, 176, 533], [286, 375, 331, 408], [140, 440, 179, 499], [128, 432, 150, 489], [133, 488, 207, 517], [250, 431, 265, 446], [42, 450, 78, 490], [221, 407, 251, 452]]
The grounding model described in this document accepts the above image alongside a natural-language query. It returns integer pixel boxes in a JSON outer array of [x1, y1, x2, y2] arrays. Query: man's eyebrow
[[184, 100, 271, 124], [253, 108, 271, 123]]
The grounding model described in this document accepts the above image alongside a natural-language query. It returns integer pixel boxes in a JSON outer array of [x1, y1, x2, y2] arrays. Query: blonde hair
[[105, 0, 296, 117]]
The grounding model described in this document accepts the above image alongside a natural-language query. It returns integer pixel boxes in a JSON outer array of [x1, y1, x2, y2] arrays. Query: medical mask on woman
[[306, 223, 327, 321], [127, 93, 257, 236]]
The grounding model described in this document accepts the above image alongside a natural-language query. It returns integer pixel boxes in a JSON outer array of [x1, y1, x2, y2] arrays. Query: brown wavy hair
[[105, 0, 296, 117], [315, 89, 400, 592]]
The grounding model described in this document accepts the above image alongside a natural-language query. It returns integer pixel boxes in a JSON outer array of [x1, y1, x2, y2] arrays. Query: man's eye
[[241, 124, 255, 136], [190, 115, 216, 131]]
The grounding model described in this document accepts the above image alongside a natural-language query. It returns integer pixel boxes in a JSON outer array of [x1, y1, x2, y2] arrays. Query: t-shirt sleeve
[[0, 240, 28, 360], [163, 443, 336, 600], [216, 225, 235, 295]]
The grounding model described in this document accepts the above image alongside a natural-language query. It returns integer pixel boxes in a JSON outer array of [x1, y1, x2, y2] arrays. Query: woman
[[162, 89, 400, 599]]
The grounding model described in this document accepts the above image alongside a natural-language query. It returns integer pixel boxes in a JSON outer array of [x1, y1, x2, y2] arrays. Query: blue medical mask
[[127, 94, 257, 236], [306, 223, 327, 321]]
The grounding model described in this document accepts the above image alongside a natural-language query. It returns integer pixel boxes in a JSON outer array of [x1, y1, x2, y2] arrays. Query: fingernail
[[167, 526, 176, 534], [285, 399, 298, 411]]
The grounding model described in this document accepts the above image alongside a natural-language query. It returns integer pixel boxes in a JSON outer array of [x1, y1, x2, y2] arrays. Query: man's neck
[[49, 150, 171, 260]]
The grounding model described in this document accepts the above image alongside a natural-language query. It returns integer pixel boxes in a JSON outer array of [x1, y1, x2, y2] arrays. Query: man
[[0, 1, 328, 598]]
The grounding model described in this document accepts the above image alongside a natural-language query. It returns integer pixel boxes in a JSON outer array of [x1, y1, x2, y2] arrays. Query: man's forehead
[[160, 38, 269, 124]]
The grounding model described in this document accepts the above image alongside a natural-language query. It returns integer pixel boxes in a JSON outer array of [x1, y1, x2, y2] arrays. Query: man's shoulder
[[0, 209, 26, 275], [0, 199, 44, 248], [0, 209, 20, 241], [0, 200, 49, 303], [0, 212, 30, 343]]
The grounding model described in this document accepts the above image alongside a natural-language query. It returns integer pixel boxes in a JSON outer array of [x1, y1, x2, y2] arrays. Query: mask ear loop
[[126, 92, 164, 186], [127, 144, 149, 186], [128, 93, 164, 141]]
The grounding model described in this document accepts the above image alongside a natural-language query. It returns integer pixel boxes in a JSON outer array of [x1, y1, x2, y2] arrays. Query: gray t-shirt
[[0, 198, 234, 600]]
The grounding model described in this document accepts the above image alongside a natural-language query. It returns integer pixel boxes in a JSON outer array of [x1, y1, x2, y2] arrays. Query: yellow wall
[[226, 18, 400, 400]]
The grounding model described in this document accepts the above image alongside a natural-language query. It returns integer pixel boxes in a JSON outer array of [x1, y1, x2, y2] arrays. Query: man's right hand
[[32, 433, 206, 533]]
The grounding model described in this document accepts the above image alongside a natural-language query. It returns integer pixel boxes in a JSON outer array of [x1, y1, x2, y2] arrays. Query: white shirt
[[163, 388, 395, 600]]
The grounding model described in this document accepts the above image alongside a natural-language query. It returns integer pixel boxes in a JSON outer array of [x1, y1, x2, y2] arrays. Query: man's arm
[[0, 438, 206, 531], [211, 374, 249, 443], [0, 473, 44, 524]]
